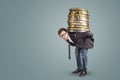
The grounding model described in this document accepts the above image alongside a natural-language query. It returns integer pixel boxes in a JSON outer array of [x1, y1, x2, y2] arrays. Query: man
[[58, 28, 94, 77]]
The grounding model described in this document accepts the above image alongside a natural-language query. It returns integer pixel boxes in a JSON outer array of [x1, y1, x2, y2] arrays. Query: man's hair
[[58, 28, 67, 35]]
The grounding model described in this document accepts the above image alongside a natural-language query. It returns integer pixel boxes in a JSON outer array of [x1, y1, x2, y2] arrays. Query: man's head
[[58, 28, 69, 40]]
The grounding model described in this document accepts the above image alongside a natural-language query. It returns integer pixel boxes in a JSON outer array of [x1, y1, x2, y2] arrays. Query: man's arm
[[85, 31, 93, 38]]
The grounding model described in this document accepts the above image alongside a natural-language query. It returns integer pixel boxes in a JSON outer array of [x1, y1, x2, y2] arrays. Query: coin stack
[[67, 8, 90, 32]]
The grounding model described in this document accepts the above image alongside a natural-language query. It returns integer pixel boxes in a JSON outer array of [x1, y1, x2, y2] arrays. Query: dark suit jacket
[[68, 31, 94, 49]]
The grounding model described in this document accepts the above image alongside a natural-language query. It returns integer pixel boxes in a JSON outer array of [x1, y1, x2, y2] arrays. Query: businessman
[[58, 28, 94, 77]]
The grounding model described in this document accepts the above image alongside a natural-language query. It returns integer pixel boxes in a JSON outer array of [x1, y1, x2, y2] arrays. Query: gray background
[[0, 0, 120, 80]]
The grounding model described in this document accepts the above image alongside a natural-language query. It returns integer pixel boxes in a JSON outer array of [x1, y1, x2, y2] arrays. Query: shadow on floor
[[67, 71, 95, 77]]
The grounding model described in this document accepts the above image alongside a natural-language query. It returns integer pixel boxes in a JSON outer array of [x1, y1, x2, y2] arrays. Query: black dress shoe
[[79, 71, 87, 77], [72, 69, 81, 73]]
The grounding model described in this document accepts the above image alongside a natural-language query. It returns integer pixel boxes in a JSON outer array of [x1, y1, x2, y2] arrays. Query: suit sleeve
[[85, 32, 94, 42], [85, 31, 93, 38]]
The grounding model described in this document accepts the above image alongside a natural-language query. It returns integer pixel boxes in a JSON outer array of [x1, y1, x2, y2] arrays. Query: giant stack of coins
[[67, 8, 90, 32]]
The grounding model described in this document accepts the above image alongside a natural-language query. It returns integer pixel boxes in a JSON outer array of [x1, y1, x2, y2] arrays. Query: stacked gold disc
[[67, 8, 90, 32]]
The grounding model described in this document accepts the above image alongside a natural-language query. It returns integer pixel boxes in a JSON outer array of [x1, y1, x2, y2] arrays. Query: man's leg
[[82, 48, 88, 71], [79, 48, 88, 76], [72, 47, 81, 73]]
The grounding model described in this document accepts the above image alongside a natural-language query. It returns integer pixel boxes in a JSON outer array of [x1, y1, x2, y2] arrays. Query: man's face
[[59, 31, 69, 41]]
